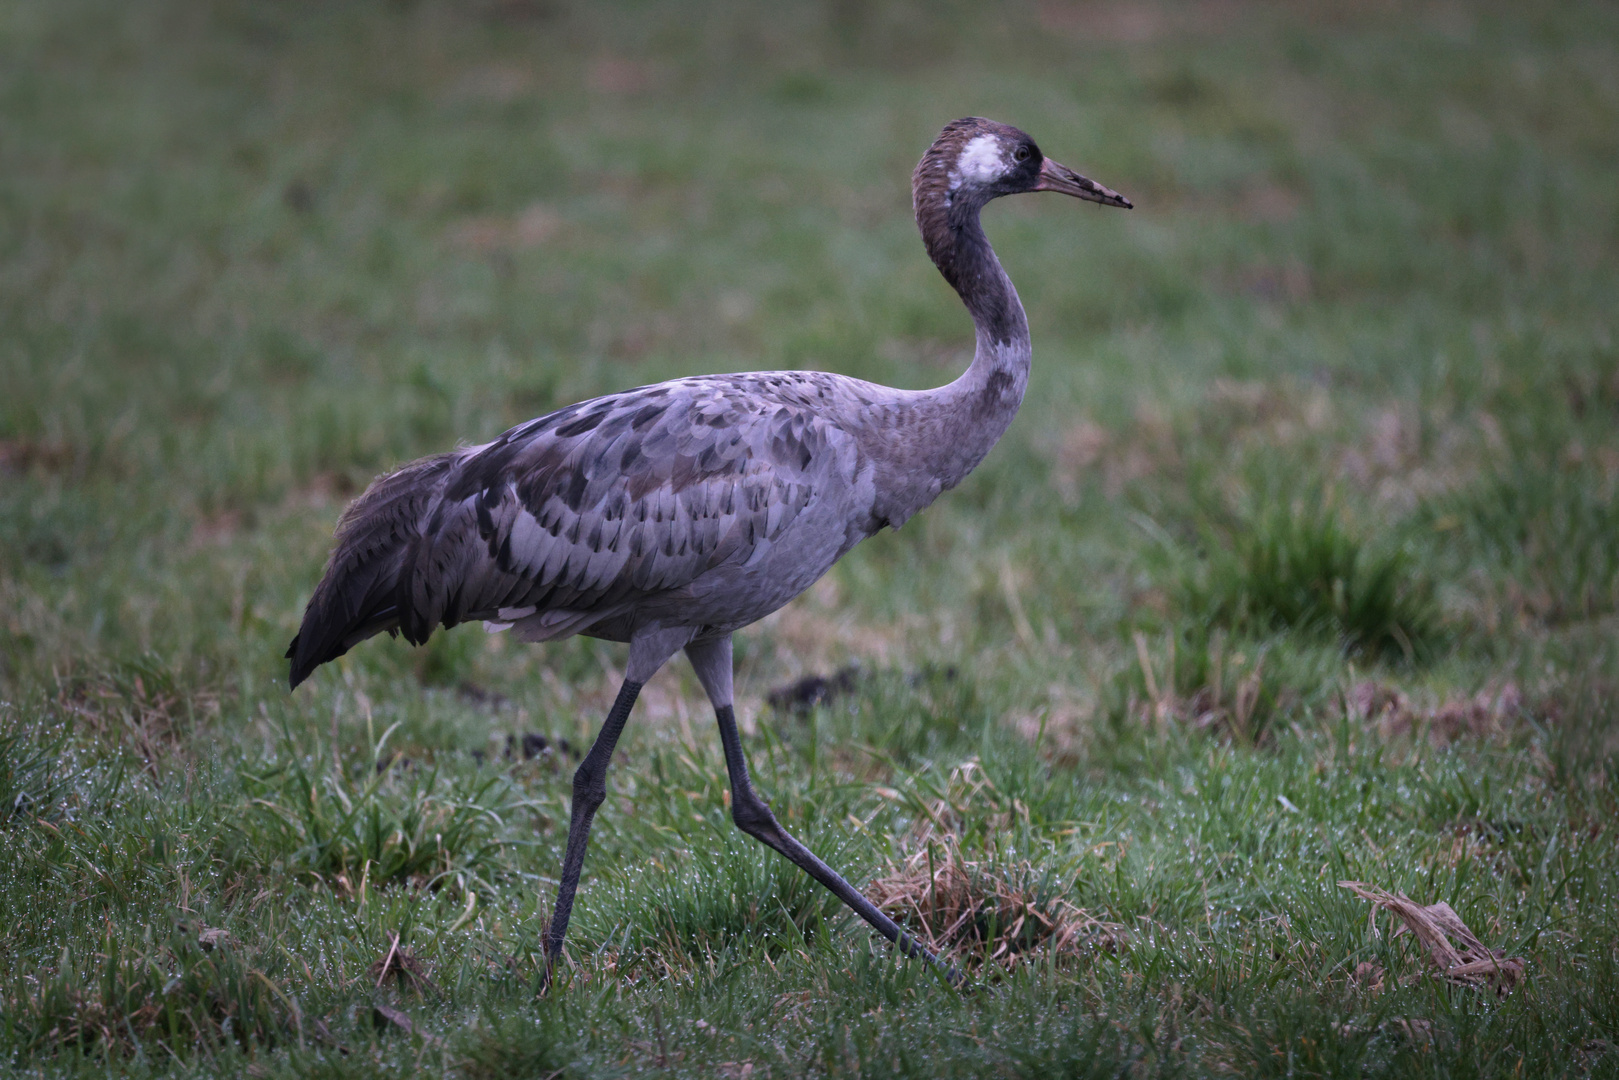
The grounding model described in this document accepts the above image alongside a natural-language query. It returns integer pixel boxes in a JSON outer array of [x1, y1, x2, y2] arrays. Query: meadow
[[1, 0, 1617, 1075]]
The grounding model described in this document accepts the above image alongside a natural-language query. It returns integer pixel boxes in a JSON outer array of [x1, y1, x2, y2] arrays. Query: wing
[[396, 378, 843, 643]]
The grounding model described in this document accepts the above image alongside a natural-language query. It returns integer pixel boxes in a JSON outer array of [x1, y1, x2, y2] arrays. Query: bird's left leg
[[684, 635, 957, 983], [540, 678, 638, 991]]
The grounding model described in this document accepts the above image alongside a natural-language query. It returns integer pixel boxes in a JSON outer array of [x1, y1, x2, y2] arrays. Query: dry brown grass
[[868, 842, 1125, 970], [369, 933, 437, 996], [754, 575, 917, 676], [1338, 881, 1524, 995], [35, 989, 167, 1056], [1345, 679, 1523, 743], [1009, 681, 1099, 765]]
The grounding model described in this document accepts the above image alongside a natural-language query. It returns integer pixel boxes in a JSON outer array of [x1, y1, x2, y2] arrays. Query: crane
[[287, 117, 1131, 985]]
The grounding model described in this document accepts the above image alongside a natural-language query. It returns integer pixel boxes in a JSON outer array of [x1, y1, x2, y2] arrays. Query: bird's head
[[913, 117, 1132, 213]]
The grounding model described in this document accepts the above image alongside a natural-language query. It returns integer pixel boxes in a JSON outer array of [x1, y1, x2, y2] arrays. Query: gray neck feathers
[[916, 186, 1030, 353], [918, 174, 1031, 479], [855, 169, 1032, 527]]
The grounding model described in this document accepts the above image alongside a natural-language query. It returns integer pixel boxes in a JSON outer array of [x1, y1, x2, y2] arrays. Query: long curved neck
[[851, 185, 1032, 533], [910, 186, 1032, 491], [922, 189, 1030, 355]]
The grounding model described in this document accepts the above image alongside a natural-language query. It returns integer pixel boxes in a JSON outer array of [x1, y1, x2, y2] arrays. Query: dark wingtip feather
[[288, 647, 336, 691], [287, 633, 315, 690], [286, 634, 304, 690], [287, 628, 327, 691], [286, 586, 381, 691]]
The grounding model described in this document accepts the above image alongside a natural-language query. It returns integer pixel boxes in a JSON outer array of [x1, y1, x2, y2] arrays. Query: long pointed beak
[[1034, 158, 1133, 209]]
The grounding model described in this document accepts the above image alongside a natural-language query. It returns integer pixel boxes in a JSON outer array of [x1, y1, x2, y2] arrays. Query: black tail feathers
[[287, 453, 456, 689]]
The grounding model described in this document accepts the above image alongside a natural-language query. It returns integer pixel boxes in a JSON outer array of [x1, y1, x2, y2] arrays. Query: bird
[[286, 117, 1131, 985]]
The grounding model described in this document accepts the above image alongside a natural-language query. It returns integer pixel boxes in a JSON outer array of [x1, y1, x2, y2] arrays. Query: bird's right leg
[[684, 636, 959, 985]]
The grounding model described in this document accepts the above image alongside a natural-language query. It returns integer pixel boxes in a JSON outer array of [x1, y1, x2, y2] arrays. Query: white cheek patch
[[949, 134, 1005, 191]]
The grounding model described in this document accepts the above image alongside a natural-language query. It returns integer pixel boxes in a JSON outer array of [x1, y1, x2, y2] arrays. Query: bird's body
[[288, 118, 1130, 985], [288, 363, 1020, 682]]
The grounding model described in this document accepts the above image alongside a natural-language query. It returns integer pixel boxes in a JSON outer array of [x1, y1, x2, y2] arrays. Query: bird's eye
[[1013, 146, 1031, 163]]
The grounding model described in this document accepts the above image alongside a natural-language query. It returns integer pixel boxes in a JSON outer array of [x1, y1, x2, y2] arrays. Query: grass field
[[2, 0, 1618, 1075]]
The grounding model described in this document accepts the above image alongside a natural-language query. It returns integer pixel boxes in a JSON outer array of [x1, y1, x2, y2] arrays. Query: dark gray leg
[[712, 703, 956, 981], [684, 634, 956, 983], [541, 678, 642, 990]]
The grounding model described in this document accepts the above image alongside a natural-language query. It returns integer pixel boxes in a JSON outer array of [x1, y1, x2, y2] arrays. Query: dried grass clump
[[370, 933, 436, 995], [1339, 881, 1524, 995], [1345, 680, 1523, 743], [0, 435, 79, 476], [868, 844, 1125, 969]]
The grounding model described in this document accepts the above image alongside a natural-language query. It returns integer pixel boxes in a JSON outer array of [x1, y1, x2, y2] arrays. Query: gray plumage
[[287, 118, 1130, 984], [289, 368, 1015, 683]]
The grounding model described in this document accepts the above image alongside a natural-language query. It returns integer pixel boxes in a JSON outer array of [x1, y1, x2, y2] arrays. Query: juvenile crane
[[288, 118, 1131, 983]]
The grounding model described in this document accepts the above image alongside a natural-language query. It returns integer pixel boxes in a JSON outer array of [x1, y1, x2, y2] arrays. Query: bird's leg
[[539, 626, 690, 991], [684, 637, 959, 985], [713, 703, 958, 980], [540, 677, 641, 991]]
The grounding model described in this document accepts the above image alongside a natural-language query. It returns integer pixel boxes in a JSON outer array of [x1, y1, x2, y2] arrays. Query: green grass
[[1164, 488, 1440, 661], [2, 0, 1617, 1075]]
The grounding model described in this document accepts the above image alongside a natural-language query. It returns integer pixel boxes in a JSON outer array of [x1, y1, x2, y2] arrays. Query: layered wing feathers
[[291, 377, 843, 684], [419, 383, 829, 634]]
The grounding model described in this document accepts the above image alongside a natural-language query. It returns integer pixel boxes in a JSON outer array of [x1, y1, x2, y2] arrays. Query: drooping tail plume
[[286, 454, 456, 688]]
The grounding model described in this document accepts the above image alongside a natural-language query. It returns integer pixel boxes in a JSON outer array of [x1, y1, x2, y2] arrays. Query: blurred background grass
[[1, 0, 1617, 1075]]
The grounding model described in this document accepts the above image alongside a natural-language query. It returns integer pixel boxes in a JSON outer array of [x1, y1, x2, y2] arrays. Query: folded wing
[[288, 377, 840, 685]]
